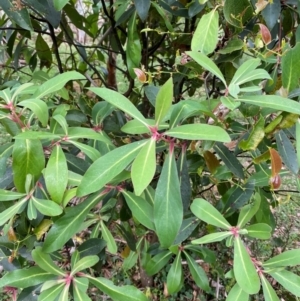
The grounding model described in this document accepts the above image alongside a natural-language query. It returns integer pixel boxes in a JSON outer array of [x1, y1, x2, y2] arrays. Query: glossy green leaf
[[134, 0, 150, 21], [145, 250, 173, 276], [237, 95, 300, 115], [282, 43, 300, 92], [92, 101, 114, 124], [261, 0, 281, 30], [191, 198, 231, 229], [218, 39, 244, 54], [39, 283, 65, 301], [68, 140, 101, 162], [52, 114, 69, 134], [122, 190, 154, 230], [0, 189, 26, 201], [231, 59, 261, 85], [77, 140, 147, 197], [221, 96, 241, 110], [187, 51, 227, 86], [88, 276, 149, 301], [234, 237, 260, 294], [68, 127, 112, 144], [275, 130, 299, 174], [33, 71, 85, 99], [101, 220, 117, 254], [71, 255, 99, 275], [226, 282, 249, 301], [31, 197, 63, 216], [263, 249, 300, 268], [154, 151, 183, 248], [54, 0, 70, 11], [167, 252, 183, 294], [131, 138, 156, 196], [44, 145, 68, 204], [165, 124, 230, 142], [214, 142, 244, 179], [245, 223, 272, 239], [237, 193, 261, 227], [73, 284, 92, 301], [15, 131, 61, 140], [191, 9, 219, 55], [0, 198, 26, 226], [184, 251, 210, 291], [43, 192, 105, 253], [192, 231, 232, 244], [32, 247, 65, 276], [0, 266, 55, 289], [27, 199, 37, 220], [269, 270, 300, 297], [155, 77, 173, 125], [12, 139, 45, 192], [68, 171, 82, 186], [260, 274, 280, 301]]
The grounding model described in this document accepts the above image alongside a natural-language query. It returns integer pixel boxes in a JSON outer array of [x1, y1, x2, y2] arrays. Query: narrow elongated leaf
[[88, 88, 148, 127], [174, 218, 200, 245], [39, 283, 65, 301], [275, 130, 299, 174], [134, 0, 150, 21], [154, 151, 183, 248], [263, 249, 300, 268], [245, 223, 272, 239], [192, 231, 232, 244], [32, 247, 65, 276], [122, 190, 154, 230], [15, 131, 61, 140], [184, 252, 210, 291], [68, 127, 112, 144], [31, 197, 63, 216], [191, 198, 231, 229], [43, 192, 105, 253], [100, 220, 117, 254], [186, 51, 227, 86], [191, 9, 219, 55], [77, 140, 147, 197], [0, 189, 26, 201], [234, 237, 260, 294], [44, 145, 68, 204], [237, 95, 300, 115], [131, 138, 156, 196], [226, 282, 249, 301], [33, 71, 85, 99], [231, 59, 261, 85], [0, 266, 55, 288], [71, 256, 99, 275], [73, 285, 92, 301], [68, 140, 101, 162], [214, 142, 244, 179], [155, 77, 173, 125], [296, 119, 300, 165], [269, 270, 300, 297], [12, 139, 45, 192], [88, 277, 149, 301], [54, 0, 70, 11], [165, 124, 230, 142], [145, 250, 173, 276], [0, 198, 27, 226], [260, 274, 280, 301], [237, 193, 261, 227], [167, 252, 183, 294]]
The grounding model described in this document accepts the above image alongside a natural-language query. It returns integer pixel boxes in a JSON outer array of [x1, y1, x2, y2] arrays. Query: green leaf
[[191, 9, 219, 55], [15, 131, 61, 140], [77, 140, 147, 197], [275, 130, 299, 174], [191, 198, 231, 229], [226, 282, 249, 301], [134, 0, 150, 21], [167, 252, 183, 294], [296, 119, 300, 166], [237, 193, 261, 227], [131, 138, 156, 196], [27, 199, 37, 220], [269, 270, 300, 297], [43, 192, 105, 253], [245, 223, 272, 239], [151, 2, 174, 32], [33, 71, 85, 99], [12, 139, 45, 192], [192, 231, 232, 244], [214, 142, 244, 179], [32, 197, 63, 216], [68, 127, 112, 144], [155, 77, 173, 125], [237, 95, 300, 115], [71, 255, 99, 275], [0, 266, 55, 289], [54, 0, 70, 11], [234, 237, 260, 294], [221, 96, 241, 110], [36, 34, 52, 69], [165, 124, 230, 142], [260, 273, 280, 301], [154, 151, 183, 248], [88, 276, 149, 301], [44, 145, 68, 204], [239, 115, 265, 151], [0, 189, 26, 201], [186, 51, 227, 86], [39, 283, 65, 301], [231, 59, 261, 85], [218, 39, 244, 54], [0, 198, 27, 226], [145, 250, 173, 276], [32, 247, 65, 276], [184, 252, 210, 292], [100, 220, 117, 254], [73, 283, 92, 301], [263, 249, 300, 268], [122, 190, 154, 230], [68, 140, 101, 162], [282, 43, 300, 92]]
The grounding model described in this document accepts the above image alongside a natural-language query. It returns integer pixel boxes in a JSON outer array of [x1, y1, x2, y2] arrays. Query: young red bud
[[133, 68, 147, 83]]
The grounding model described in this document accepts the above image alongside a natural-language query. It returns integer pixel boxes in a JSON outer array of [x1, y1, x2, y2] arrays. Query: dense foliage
[[0, 0, 300, 300]]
